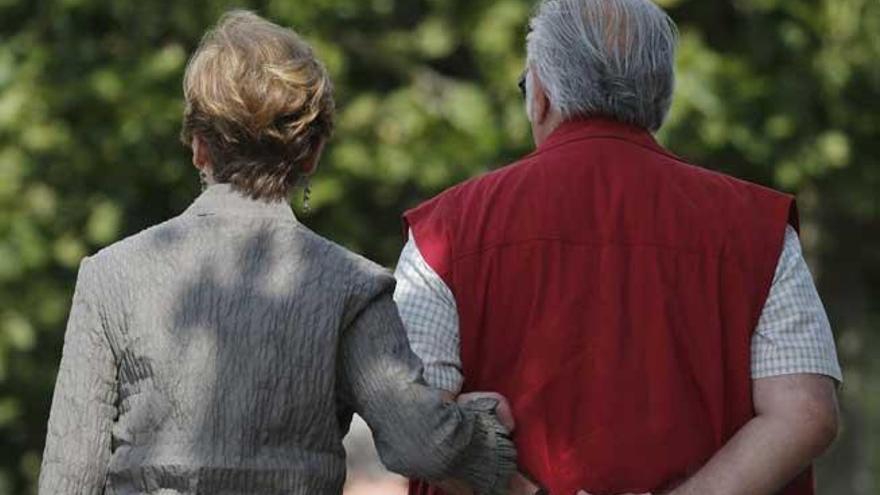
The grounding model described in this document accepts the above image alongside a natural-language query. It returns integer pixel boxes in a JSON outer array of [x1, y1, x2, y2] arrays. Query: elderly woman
[[38, 11, 515, 495]]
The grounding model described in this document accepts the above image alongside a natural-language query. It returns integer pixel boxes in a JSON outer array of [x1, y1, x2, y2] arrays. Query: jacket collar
[[184, 184, 296, 220], [535, 116, 669, 157]]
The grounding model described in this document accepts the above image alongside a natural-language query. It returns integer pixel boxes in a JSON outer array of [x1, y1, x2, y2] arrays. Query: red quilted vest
[[404, 118, 810, 495]]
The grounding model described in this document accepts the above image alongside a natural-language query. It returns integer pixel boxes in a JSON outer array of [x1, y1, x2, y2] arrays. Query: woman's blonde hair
[[181, 10, 334, 201]]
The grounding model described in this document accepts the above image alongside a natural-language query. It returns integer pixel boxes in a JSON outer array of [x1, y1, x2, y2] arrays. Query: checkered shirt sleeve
[[393, 233, 464, 394], [394, 227, 843, 388], [751, 226, 843, 381]]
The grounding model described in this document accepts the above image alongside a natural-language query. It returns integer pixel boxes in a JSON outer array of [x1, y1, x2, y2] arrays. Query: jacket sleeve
[[337, 273, 515, 495], [39, 256, 118, 495]]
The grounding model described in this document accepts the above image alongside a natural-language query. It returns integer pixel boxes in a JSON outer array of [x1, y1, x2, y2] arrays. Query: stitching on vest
[[452, 237, 713, 263]]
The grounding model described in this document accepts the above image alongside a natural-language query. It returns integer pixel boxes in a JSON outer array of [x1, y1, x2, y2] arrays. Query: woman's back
[[43, 185, 397, 493]]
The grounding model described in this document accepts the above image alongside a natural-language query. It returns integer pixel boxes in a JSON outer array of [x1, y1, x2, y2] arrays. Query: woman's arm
[[337, 291, 516, 495], [39, 257, 118, 495]]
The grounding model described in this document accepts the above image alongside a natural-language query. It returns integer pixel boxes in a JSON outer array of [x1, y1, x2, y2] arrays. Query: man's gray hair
[[526, 0, 678, 131]]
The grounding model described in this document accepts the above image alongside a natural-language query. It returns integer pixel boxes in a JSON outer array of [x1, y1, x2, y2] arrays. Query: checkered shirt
[[393, 226, 843, 394]]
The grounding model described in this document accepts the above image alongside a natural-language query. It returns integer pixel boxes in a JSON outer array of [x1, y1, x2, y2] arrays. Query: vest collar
[[536, 116, 666, 156], [184, 183, 296, 221]]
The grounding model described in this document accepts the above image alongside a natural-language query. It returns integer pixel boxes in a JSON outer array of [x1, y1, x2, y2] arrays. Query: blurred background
[[0, 0, 878, 493]]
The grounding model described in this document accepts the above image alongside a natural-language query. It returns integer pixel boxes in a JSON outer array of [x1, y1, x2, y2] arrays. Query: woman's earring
[[302, 178, 312, 213], [199, 169, 209, 191]]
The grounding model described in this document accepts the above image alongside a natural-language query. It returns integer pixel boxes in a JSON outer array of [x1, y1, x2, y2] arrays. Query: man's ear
[[530, 67, 552, 126]]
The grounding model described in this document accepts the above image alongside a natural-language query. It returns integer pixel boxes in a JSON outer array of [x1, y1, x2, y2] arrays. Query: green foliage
[[1, 0, 878, 493]]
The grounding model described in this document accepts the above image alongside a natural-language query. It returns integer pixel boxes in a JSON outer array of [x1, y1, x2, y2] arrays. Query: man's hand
[[436, 473, 543, 495], [436, 479, 475, 495], [508, 472, 544, 495]]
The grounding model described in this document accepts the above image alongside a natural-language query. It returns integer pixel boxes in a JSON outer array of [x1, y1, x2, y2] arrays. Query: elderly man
[[394, 0, 842, 494]]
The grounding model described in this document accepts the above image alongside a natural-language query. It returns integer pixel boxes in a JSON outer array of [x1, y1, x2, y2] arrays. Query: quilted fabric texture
[[38, 184, 515, 495]]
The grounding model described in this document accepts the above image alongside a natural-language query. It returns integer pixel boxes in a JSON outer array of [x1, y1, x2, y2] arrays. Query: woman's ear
[[299, 139, 326, 176], [192, 135, 212, 170]]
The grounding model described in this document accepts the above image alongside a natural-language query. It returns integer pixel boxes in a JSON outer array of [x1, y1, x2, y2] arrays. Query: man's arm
[[669, 226, 842, 494], [666, 373, 838, 495], [395, 235, 546, 495], [587, 226, 843, 495], [393, 231, 464, 394], [578, 375, 839, 495]]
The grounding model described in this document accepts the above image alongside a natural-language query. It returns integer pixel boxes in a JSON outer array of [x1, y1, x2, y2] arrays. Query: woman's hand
[[457, 392, 516, 432]]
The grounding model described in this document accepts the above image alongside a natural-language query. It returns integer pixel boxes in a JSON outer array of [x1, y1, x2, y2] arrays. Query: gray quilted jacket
[[38, 184, 515, 494]]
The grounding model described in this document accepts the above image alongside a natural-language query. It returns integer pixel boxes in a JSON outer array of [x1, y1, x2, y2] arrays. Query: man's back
[[400, 118, 807, 494], [400, 0, 840, 492]]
